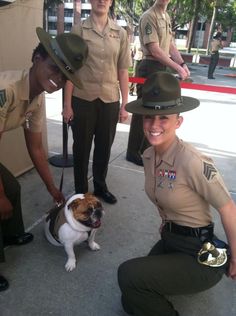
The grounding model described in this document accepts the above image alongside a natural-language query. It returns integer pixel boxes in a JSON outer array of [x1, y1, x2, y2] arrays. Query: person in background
[[129, 36, 143, 96], [208, 31, 223, 79], [118, 71, 236, 316], [0, 27, 88, 291], [126, 0, 190, 166], [63, 0, 130, 205]]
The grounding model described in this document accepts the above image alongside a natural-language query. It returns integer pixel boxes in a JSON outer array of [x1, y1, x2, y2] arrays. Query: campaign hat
[[126, 72, 199, 115], [36, 27, 88, 87]]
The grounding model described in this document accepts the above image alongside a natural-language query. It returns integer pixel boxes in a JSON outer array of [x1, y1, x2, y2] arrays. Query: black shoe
[[126, 153, 143, 166], [4, 232, 34, 247], [94, 189, 117, 204], [0, 275, 9, 292], [208, 76, 215, 79]]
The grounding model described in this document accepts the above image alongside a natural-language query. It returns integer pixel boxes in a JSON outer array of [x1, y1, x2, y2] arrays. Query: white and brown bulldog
[[44, 193, 104, 272]]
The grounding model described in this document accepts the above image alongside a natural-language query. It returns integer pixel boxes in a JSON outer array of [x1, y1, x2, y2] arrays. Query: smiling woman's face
[[143, 114, 183, 153], [33, 55, 67, 94]]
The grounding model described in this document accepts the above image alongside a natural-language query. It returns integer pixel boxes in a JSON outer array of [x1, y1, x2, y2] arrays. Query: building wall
[[48, 0, 91, 35], [0, 0, 43, 70], [0, 0, 47, 176]]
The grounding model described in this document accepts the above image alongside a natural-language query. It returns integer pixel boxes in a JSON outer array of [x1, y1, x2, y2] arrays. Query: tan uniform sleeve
[[71, 24, 82, 36], [117, 28, 131, 69], [186, 154, 231, 210], [140, 13, 161, 46]]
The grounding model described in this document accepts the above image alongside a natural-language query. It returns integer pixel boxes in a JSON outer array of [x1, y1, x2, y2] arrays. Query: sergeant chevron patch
[[145, 22, 152, 35], [0, 89, 6, 107], [203, 162, 217, 181]]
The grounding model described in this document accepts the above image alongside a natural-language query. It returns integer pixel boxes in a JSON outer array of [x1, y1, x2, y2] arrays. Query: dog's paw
[[89, 241, 100, 251], [65, 258, 76, 272]]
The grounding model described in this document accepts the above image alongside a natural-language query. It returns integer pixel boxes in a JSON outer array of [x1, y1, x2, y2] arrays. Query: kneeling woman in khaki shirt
[[118, 71, 236, 316]]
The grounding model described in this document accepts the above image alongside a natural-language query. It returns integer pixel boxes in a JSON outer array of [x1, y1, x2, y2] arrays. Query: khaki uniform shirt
[[71, 17, 130, 103], [139, 4, 172, 59], [143, 137, 231, 228], [0, 70, 44, 133], [210, 39, 223, 53]]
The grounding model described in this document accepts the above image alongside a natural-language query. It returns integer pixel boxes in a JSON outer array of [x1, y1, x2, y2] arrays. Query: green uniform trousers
[[126, 60, 166, 163], [118, 231, 226, 316], [129, 59, 142, 95], [208, 52, 219, 78], [0, 163, 25, 262]]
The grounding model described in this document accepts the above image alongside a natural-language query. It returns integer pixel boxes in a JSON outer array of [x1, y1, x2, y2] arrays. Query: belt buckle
[[192, 227, 200, 238]]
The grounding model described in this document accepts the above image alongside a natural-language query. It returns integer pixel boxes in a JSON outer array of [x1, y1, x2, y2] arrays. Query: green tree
[[214, 0, 236, 37], [116, 0, 154, 26]]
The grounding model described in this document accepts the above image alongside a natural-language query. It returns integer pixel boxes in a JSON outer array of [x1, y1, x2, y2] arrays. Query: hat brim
[[36, 28, 81, 88], [126, 96, 200, 115]]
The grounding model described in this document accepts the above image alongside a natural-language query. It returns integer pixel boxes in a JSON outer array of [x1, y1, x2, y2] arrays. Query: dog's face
[[67, 193, 103, 228]]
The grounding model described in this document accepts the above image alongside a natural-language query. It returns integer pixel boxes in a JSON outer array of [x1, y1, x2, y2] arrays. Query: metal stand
[[49, 89, 74, 168], [49, 153, 73, 167]]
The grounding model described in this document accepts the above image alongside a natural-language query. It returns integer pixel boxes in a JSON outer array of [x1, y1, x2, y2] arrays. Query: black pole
[[49, 89, 74, 168]]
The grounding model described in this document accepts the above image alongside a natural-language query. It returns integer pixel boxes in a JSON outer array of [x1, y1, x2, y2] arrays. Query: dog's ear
[[68, 199, 80, 210], [84, 193, 101, 205]]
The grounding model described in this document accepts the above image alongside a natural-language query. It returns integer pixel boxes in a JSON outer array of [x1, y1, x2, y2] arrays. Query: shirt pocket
[[157, 19, 167, 37]]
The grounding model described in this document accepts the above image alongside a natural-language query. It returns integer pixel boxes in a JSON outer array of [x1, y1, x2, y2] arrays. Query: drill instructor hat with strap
[[126, 72, 200, 116], [36, 27, 88, 87]]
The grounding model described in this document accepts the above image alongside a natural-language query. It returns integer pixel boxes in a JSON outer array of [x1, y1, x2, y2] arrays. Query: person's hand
[[177, 65, 189, 80], [119, 106, 129, 123], [0, 195, 13, 220], [182, 63, 190, 77], [227, 258, 236, 280], [47, 185, 65, 206], [62, 106, 74, 124]]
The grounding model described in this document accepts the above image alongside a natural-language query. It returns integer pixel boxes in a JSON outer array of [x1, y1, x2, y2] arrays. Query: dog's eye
[[87, 207, 94, 214]]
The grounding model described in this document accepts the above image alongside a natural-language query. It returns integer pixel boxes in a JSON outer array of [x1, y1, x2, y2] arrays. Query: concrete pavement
[[0, 64, 236, 316]]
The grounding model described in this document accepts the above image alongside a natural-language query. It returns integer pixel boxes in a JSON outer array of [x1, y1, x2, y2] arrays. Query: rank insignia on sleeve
[[203, 162, 217, 181], [0, 89, 6, 108], [145, 23, 152, 35]]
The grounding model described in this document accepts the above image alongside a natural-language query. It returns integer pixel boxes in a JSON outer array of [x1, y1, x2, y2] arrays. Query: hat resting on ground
[[125, 72, 200, 115], [36, 27, 88, 87]]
